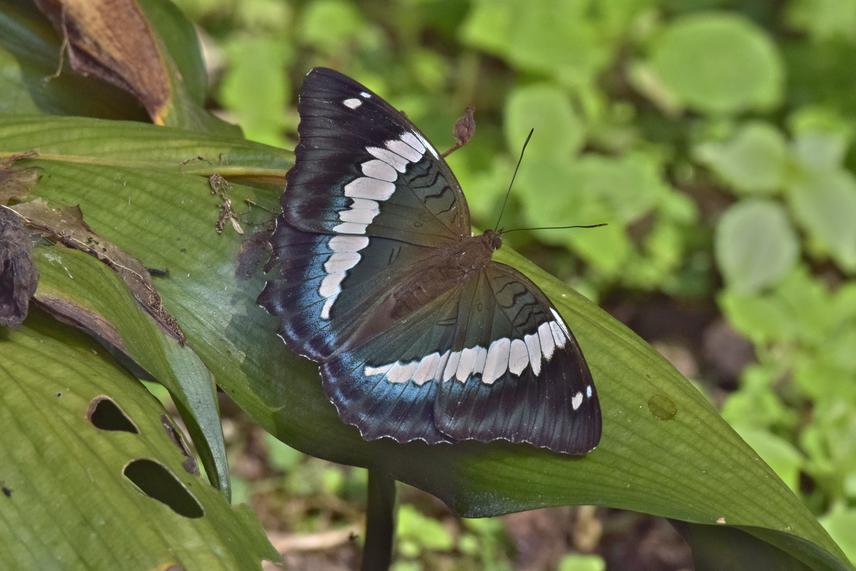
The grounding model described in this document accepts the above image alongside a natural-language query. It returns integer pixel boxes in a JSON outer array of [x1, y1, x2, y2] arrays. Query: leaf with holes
[[0, 312, 277, 570]]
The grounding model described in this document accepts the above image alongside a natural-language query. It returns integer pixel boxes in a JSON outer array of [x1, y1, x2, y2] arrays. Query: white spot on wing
[[344, 177, 395, 201], [387, 361, 417, 383], [338, 208, 378, 225], [524, 332, 542, 376], [386, 139, 422, 163], [360, 91, 371, 99], [549, 320, 566, 347], [538, 322, 555, 360], [586, 385, 593, 398], [413, 352, 440, 385], [400, 131, 426, 154], [329, 235, 369, 251], [443, 351, 461, 382], [321, 298, 335, 319], [319, 272, 345, 298], [509, 339, 529, 376], [361, 160, 397, 182], [343, 98, 362, 109], [483, 338, 511, 384], [571, 391, 584, 410], [456, 346, 479, 382], [324, 252, 361, 273], [365, 363, 394, 377], [367, 146, 408, 172], [332, 222, 368, 234]]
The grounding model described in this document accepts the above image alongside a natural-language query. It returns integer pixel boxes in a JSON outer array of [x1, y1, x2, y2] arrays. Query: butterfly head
[[482, 229, 503, 252]]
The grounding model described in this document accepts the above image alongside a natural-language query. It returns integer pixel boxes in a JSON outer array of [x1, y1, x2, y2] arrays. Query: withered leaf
[[0, 208, 39, 327], [12, 199, 185, 343], [34, 0, 172, 124]]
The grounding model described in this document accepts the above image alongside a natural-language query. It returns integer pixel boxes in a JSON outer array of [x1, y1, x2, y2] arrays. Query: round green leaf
[[715, 199, 799, 293], [695, 122, 789, 194], [504, 84, 585, 161], [647, 13, 784, 114], [788, 168, 856, 272]]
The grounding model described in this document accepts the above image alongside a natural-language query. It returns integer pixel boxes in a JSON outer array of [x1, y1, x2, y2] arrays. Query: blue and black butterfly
[[259, 68, 601, 455]]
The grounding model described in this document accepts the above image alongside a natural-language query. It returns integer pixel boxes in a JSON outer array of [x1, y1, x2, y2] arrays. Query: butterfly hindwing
[[434, 262, 601, 454]]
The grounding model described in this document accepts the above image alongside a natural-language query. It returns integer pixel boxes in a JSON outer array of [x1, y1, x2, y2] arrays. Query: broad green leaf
[[715, 199, 799, 293], [557, 554, 606, 571], [734, 425, 804, 492], [461, 0, 645, 87], [220, 35, 291, 147], [646, 13, 784, 114], [33, 245, 230, 496], [2, 116, 850, 571], [787, 168, 856, 272], [0, 311, 277, 570], [695, 122, 789, 195], [788, 107, 853, 171], [299, 0, 367, 54], [821, 506, 856, 563], [787, 0, 856, 43], [504, 83, 585, 162]]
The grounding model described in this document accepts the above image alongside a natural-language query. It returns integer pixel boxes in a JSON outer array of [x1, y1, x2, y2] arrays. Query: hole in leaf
[[87, 396, 138, 433], [123, 459, 203, 518], [160, 415, 198, 475]]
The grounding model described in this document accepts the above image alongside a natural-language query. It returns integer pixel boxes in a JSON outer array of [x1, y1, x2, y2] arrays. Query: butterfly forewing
[[286, 68, 470, 244]]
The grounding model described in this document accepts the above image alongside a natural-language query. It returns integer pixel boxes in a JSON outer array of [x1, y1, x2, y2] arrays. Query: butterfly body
[[260, 68, 602, 455]]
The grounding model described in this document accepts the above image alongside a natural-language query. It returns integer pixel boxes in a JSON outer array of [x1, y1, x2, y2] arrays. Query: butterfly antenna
[[502, 223, 608, 234], [494, 128, 534, 232]]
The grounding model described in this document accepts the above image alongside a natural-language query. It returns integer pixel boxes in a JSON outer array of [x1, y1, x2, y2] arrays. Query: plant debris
[[0, 153, 40, 204], [0, 208, 39, 327], [11, 199, 185, 343], [209, 174, 244, 235]]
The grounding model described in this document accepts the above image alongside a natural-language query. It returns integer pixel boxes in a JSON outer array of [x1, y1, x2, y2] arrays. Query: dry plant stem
[[362, 469, 397, 571]]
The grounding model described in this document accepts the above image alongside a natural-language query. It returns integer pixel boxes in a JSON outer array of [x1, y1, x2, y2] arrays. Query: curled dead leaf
[[34, 0, 172, 123]]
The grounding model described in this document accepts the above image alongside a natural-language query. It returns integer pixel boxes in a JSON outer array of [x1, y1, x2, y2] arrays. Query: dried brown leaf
[[34, 0, 171, 123]]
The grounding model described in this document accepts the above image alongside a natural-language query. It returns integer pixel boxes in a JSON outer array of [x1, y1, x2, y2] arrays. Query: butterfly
[[259, 68, 601, 455]]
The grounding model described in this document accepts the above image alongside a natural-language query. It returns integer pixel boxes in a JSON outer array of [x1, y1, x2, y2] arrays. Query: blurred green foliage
[[172, 0, 856, 566]]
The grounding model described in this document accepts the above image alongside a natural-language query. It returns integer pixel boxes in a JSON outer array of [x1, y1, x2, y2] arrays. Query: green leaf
[[715, 199, 799, 293], [646, 13, 784, 114], [2, 115, 851, 571], [821, 506, 856, 564], [733, 425, 804, 492], [397, 505, 455, 552], [220, 35, 291, 146], [695, 122, 789, 195], [787, 168, 856, 272], [557, 554, 606, 571], [0, 311, 277, 570], [461, 0, 649, 87], [33, 245, 230, 496], [504, 83, 585, 161], [787, 0, 856, 43]]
